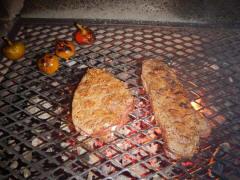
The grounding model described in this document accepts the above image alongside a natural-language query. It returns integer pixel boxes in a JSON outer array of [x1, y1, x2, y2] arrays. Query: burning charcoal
[[161, 165, 183, 179], [8, 139, 16, 145], [77, 146, 87, 155], [83, 153, 101, 165], [83, 138, 101, 150], [219, 142, 231, 152], [181, 160, 196, 170], [130, 164, 153, 178], [210, 161, 224, 177], [20, 167, 31, 178], [210, 64, 220, 70], [41, 101, 52, 109], [35, 124, 48, 133], [147, 143, 159, 154], [105, 148, 114, 158], [105, 133, 118, 142], [151, 173, 165, 180], [117, 171, 138, 180], [14, 145, 20, 152], [132, 148, 149, 160], [61, 154, 69, 162], [61, 124, 71, 133], [53, 106, 64, 114], [26, 104, 40, 114], [147, 158, 158, 169], [131, 133, 152, 145], [101, 162, 117, 175], [38, 112, 51, 120], [214, 115, 226, 125], [116, 140, 134, 151], [32, 137, 43, 147], [93, 138, 104, 149], [76, 135, 88, 142], [10, 160, 18, 169], [146, 116, 157, 125], [118, 126, 136, 137], [116, 174, 134, 180], [23, 151, 32, 161], [136, 108, 151, 119], [46, 147, 53, 153], [60, 142, 70, 148], [87, 170, 95, 180], [134, 121, 150, 131], [102, 146, 119, 159], [66, 60, 77, 67], [147, 128, 161, 139], [85, 170, 105, 180], [118, 126, 131, 136], [228, 77, 234, 83], [116, 154, 137, 168], [117, 72, 131, 81]]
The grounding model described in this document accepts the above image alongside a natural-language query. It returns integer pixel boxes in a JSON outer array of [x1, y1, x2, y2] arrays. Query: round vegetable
[[74, 24, 95, 45], [2, 37, 25, 60], [56, 40, 75, 59], [38, 54, 59, 75]]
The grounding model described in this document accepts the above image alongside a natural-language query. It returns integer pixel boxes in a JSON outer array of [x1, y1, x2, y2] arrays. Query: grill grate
[[0, 19, 240, 179]]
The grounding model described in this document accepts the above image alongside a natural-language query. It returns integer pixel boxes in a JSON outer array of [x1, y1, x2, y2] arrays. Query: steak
[[141, 59, 211, 159], [72, 68, 134, 140]]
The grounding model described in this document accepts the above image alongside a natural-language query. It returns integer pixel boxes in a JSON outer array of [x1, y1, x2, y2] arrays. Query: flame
[[208, 147, 220, 165], [191, 98, 202, 111], [191, 98, 226, 126]]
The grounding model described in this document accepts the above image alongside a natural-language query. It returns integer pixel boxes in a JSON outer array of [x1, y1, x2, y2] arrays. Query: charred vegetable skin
[[56, 40, 75, 59], [74, 24, 95, 45], [38, 54, 59, 75], [2, 37, 25, 60]]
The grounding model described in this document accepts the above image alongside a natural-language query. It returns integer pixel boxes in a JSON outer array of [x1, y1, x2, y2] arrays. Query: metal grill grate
[[0, 19, 240, 179]]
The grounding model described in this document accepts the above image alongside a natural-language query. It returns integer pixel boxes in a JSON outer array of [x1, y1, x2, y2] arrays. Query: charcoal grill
[[0, 18, 240, 179]]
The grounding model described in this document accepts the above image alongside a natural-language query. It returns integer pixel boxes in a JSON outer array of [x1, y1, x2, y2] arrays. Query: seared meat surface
[[141, 59, 211, 159], [72, 68, 134, 139]]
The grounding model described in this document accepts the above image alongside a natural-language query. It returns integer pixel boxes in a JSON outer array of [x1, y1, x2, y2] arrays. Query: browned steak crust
[[72, 68, 134, 139], [141, 59, 211, 159]]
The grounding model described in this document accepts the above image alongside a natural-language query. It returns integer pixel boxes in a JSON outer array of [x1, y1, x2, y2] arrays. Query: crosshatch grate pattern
[[0, 20, 240, 179]]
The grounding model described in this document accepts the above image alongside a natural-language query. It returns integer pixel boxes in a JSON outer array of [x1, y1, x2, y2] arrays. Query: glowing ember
[[146, 143, 160, 154], [148, 158, 158, 168], [181, 160, 195, 168], [191, 98, 202, 111], [105, 148, 113, 158], [121, 154, 137, 167], [131, 134, 152, 145], [93, 139, 104, 149], [208, 147, 220, 166], [191, 98, 226, 127], [147, 128, 161, 139], [134, 121, 150, 130], [117, 140, 134, 151]]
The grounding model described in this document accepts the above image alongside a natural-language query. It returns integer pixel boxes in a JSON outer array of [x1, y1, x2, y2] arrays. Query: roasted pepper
[[38, 53, 59, 75], [2, 37, 25, 60], [56, 40, 75, 59], [74, 24, 95, 45]]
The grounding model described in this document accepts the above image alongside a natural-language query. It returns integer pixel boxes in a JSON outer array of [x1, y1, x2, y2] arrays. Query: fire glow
[[191, 98, 226, 126], [191, 98, 202, 111]]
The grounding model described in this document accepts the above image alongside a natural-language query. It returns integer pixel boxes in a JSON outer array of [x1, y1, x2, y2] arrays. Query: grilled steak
[[141, 59, 211, 159], [72, 68, 134, 139]]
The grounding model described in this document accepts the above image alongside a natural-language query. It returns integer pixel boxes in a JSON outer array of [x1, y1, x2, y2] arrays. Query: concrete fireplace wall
[[1, 0, 240, 24]]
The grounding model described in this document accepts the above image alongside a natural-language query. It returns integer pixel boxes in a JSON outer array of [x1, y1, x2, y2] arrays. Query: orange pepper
[[56, 40, 75, 59], [38, 53, 59, 75]]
